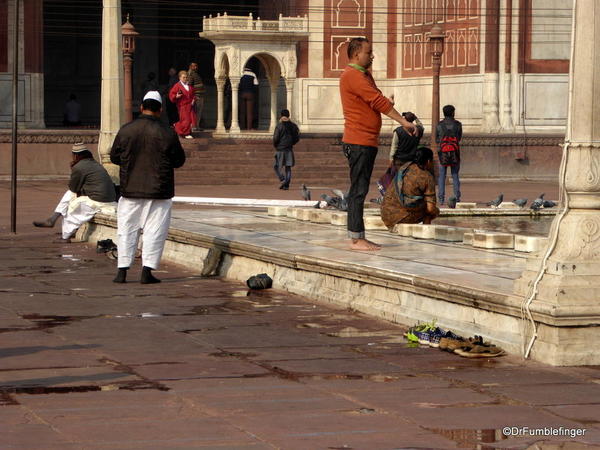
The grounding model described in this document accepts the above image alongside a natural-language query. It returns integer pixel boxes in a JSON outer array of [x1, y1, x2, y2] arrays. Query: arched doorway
[[240, 53, 285, 132], [201, 13, 307, 135]]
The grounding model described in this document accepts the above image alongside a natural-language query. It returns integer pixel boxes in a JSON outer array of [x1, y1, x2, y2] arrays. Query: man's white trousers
[[56, 190, 115, 239], [116, 197, 172, 270]]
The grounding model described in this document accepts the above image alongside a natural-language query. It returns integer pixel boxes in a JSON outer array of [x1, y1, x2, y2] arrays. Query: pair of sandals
[[454, 335, 505, 358]]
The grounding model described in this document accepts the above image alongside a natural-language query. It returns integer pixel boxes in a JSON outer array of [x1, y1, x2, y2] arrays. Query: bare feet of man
[[350, 238, 381, 251]]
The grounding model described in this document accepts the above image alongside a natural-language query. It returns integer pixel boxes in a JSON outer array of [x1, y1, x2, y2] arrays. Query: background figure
[[339, 37, 416, 251], [239, 67, 258, 130], [390, 111, 424, 164], [110, 91, 186, 284], [165, 67, 179, 125], [381, 147, 439, 229], [33, 143, 116, 242], [187, 62, 205, 130], [378, 111, 425, 196], [63, 94, 81, 127], [435, 104, 463, 205], [141, 72, 159, 94], [168, 70, 196, 139], [272, 109, 300, 190]]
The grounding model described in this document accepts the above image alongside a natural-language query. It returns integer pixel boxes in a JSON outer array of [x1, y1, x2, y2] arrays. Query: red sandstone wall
[[0, 143, 98, 178]]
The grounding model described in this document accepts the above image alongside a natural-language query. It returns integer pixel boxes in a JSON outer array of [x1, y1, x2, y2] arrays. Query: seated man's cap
[[143, 90, 162, 105], [72, 142, 89, 153]]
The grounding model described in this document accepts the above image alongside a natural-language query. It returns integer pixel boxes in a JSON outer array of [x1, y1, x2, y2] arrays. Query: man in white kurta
[[33, 143, 116, 242], [109, 91, 186, 284]]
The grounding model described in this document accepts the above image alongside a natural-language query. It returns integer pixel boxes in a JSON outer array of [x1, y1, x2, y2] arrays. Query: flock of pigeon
[[299, 185, 556, 211], [486, 193, 556, 210]]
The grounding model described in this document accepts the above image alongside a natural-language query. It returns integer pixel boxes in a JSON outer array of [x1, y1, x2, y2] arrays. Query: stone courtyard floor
[[2, 180, 600, 449]]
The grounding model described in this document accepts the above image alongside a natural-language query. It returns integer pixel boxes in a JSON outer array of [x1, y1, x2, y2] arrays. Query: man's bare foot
[[350, 238, 381, 251]]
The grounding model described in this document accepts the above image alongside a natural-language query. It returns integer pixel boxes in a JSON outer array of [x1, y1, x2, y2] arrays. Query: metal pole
[[431, 55, 441, 147], [10, 0, 19, 233]]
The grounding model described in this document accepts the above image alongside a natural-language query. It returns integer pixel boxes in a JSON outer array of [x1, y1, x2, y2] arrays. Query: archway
[[240, 53, 284, 132], [201, 13, 306, 134]]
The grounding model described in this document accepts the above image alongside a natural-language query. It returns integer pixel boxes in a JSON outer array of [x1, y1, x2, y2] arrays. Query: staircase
[[177, 133, 391, 188]]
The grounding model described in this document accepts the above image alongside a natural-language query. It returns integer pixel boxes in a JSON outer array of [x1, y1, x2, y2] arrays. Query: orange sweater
[[339, 65, 393, 148]]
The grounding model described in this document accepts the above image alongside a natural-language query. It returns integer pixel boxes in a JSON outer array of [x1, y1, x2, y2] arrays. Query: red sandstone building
[[0, 0, 570, 135]]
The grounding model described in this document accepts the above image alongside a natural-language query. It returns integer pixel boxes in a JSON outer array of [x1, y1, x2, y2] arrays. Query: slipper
[[455, 345, 505, 358]]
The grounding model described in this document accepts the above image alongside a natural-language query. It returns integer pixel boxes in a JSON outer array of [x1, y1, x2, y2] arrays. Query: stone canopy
[[199, 13, 309, 134]]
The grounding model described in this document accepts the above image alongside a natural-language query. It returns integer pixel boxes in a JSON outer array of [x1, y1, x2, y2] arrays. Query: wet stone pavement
[[2, 233, 600, 449]]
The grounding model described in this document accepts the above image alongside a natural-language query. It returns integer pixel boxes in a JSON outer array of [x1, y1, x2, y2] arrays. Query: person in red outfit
[[168, 71, 197, 139]]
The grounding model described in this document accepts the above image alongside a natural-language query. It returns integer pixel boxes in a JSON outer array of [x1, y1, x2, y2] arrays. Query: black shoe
[[282, 186, 289, 191], [279, 181, 286, 190], [141, 266, 161, 284], [113, 267, 128, 283]]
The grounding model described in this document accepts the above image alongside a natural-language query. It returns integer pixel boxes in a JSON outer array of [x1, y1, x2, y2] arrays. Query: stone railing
[[202, 13, 308, 33]]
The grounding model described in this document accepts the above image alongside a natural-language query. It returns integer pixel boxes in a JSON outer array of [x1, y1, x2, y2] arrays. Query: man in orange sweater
[[340, 37, 416, 251]]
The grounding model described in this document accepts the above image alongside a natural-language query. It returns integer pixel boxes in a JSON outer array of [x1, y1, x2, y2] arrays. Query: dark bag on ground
[[246, 273, 273, 290], [438, 123, 460, 167]]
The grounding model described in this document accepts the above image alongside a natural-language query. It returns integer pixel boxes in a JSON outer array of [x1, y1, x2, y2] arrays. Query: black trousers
[[343, 143, 378, 239]]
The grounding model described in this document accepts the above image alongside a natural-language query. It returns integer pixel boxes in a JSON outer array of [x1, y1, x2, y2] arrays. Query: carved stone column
[[229, 76, 241, 133], [215, 78, 226, 133], [514, 0, 600, 366], [285, 78, 295, 117], [269, 77, 278, 133], [498, 0, 513, 131], [97, 0, 124, 181]]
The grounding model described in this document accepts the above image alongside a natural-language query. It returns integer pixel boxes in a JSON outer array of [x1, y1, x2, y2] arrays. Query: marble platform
[[82, 208, 600, 366]]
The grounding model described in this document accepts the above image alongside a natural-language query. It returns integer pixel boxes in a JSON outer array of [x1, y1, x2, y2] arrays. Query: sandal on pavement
[[455, 345, 505, 358]]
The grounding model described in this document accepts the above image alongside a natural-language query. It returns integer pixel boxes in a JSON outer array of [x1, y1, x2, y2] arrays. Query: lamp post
[[429, 24, 445, 144], [121, 15, 138, 123]]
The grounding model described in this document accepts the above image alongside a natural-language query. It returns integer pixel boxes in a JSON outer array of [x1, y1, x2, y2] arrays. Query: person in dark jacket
[[389, 111, 424, 165], [33, 143, 116, 243], [110, 91, 186, 284], [435, 104, 463, 204], [272, 109, 300, 190]]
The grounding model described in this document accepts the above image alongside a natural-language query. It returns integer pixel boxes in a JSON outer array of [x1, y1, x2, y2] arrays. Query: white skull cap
[[143, 90, 162, 105]]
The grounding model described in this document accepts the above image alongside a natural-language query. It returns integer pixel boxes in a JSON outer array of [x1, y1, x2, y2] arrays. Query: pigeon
[[530, 193, 545, 210], [513, 198, 528, 208], [300, 184, 311, 201], [321, 194, 344, 210], [321, 193, 337, 207], [486, 193, 503, 208], [332, 189, 345, 199], [542, 200, 556, 208], [369, 197, 384, 205], [447, 196, 457, 209]]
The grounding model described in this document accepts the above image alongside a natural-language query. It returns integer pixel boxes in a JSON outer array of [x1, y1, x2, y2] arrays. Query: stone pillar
[[482, 0, 501, 132], [97, 0, 125, 181], [269, 78, 278, 133], [215, 78, 226, 133], [498, 0, 513, 131], [514, 0, 600, 366], [24, 0, 44, 128], [285, 78, 295, 116], [229, 76, 241, 133]]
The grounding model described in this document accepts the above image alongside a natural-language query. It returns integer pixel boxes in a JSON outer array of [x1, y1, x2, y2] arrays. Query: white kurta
[[56, 190, 116, 239], [116, 197, 172, 270]]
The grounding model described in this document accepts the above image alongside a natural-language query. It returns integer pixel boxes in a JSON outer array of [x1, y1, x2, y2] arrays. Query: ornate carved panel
[[401, 0, 480, 77], [323, 0, 372, 77], [332, 0, 365, 28]]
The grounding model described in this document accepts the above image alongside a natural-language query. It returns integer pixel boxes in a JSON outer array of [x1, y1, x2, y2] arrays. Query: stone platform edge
[[82, 213, 600, 365]]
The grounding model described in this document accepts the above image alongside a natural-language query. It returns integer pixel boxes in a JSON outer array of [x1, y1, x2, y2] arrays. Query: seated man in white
[[33, 143, 117, 243]]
